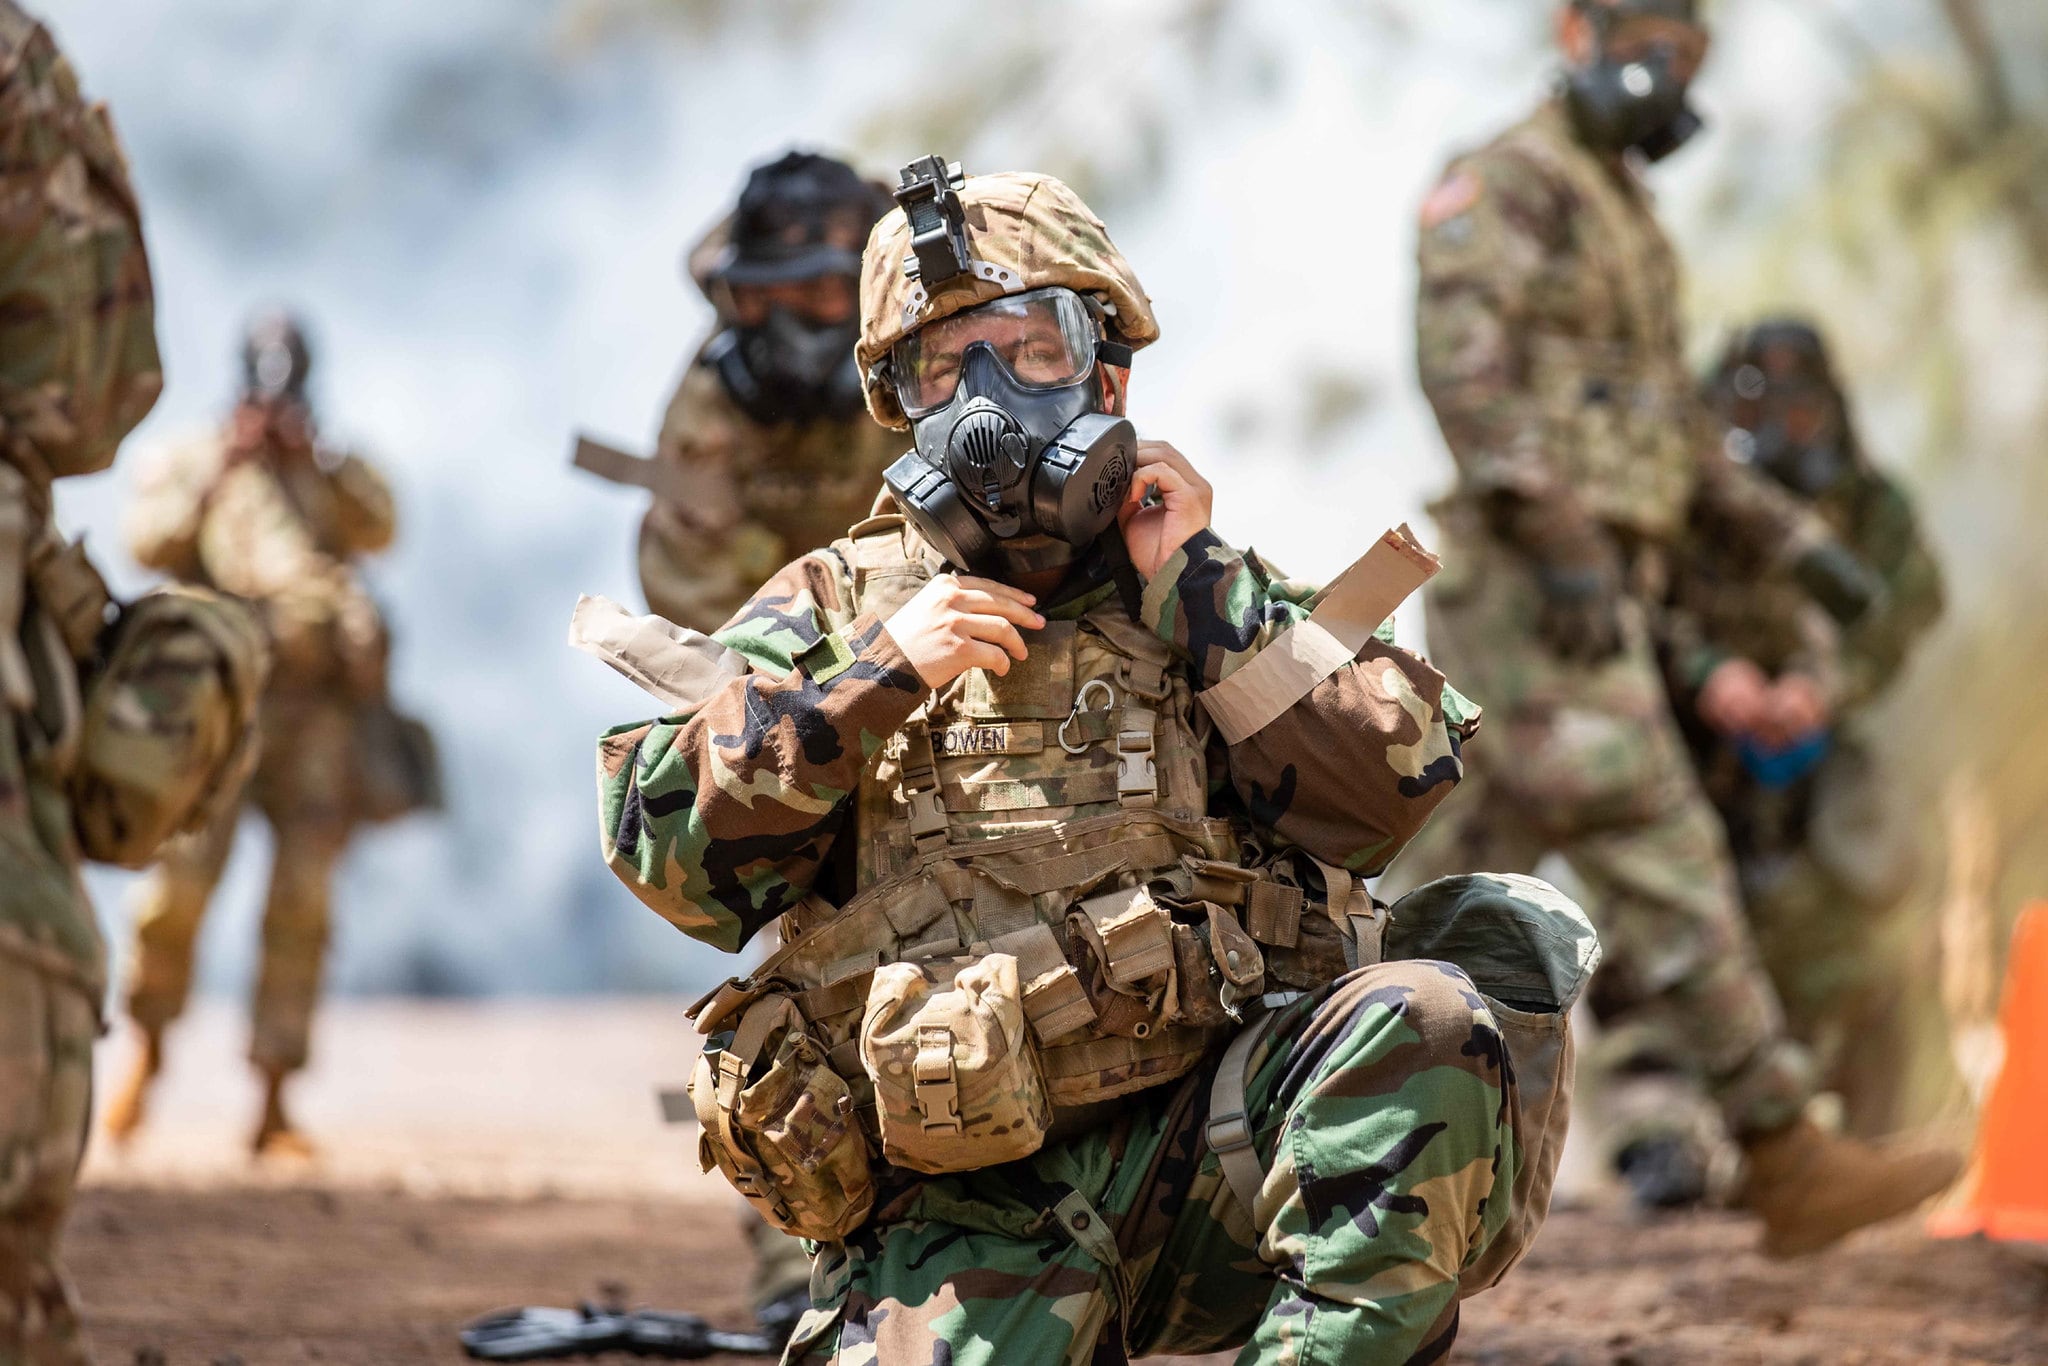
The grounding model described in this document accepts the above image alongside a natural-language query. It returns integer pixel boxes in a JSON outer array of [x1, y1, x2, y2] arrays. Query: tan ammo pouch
[[688, 994, 875, 1242], [70, 586, 269, 868], [860, 953, 1052, 1175]]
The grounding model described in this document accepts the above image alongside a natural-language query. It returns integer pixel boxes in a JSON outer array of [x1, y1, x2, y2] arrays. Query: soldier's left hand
[[1120, 441, 1213, 579]]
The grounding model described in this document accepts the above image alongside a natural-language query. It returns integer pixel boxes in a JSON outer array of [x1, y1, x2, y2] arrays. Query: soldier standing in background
[[1381, 0, 1960, 1244], [1668, 318, 1946, 1135], [105, 313, 407, 1159], [1, 3, 267, 1355], [601, 151, 899, 636]]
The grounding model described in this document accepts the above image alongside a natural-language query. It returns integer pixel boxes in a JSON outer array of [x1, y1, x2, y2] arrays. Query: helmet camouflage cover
[[857, 169, 1158, 429]]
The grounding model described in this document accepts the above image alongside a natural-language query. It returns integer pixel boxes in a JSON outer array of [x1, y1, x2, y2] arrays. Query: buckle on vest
[[914, 1024, 962, 1133], [1206, 1108, 1254, 1156], [1116, 724, 1156, 803], [905, 783, 948, 843]]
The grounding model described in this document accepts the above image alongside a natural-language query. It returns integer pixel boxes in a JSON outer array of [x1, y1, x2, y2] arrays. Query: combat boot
[[251, 1064, 317, 1160], [1735, 1117, 1962, 1257], [103, 1025, 163, 1144]]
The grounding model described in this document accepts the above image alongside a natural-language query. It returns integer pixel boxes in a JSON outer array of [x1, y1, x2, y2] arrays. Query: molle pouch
[[983, 923, 1095, 1045], [70, 586, 269, 868], [1204, 902, 1266, 1015], [1069, 884, 1177, 1039], [860, 953, 1051, 1175], [689, 995, 874, 1242]]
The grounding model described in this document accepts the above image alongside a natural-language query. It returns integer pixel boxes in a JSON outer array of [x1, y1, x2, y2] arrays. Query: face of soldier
[[882, 289, 1136, 582], [726, 274, 857, 329], [1558, 6, 1711, 160], [720, 272, 864, 421], [1720, 351, 1852, 498]]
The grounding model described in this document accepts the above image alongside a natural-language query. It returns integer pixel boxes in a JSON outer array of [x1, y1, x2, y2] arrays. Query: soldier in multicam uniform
[[1, 4, 267, 1356], [588, 158, 1601, 1364], [625, 151, 900, 635], [1664, 317, 1945, 1133], [105, 312, 400, 1159], [1380, 0, 1960, 1240]]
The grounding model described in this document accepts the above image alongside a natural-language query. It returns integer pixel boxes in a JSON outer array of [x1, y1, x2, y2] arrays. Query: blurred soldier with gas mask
[[0, 4, 267, 1356], [1381, 0, 1960, 1247], [1656, 318, 1947, 1138], [107, 312, 436, 1159], [629, 151, 899, 635], [585, 157, 1602, 1363]]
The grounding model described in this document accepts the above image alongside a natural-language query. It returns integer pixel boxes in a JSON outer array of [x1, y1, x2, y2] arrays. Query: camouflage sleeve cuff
[[1140, 528, 1306, 689]]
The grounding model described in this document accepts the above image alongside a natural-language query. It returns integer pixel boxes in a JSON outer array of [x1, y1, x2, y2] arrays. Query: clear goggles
[[891, 286, 1102, 419]]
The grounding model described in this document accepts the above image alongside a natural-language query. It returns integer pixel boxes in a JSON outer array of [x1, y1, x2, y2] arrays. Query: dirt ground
[[68, 1000, 2047, 1365]]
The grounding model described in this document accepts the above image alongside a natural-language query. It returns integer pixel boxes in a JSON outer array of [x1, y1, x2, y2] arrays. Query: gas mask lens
[[892, 287, 1100, 418]]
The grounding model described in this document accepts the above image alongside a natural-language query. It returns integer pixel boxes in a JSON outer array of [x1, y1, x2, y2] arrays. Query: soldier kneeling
[[588, 159, 1597, 1364]]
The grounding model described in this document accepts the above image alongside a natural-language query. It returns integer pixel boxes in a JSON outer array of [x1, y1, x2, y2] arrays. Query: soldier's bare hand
[[886, 574, 1044, 690], [1697, 657, 1770, 738], [1757, 673, 1831, 747], [1119, 441, 1214, 578]]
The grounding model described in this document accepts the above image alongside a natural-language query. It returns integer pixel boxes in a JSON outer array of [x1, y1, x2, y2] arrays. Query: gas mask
[[1749, 425, 1850, 499], [1564, 43, 1704, 162], [880, 287, 1135, 576], [1719, 348, 1854, 499], [709, 307, 865, 426], [241, 312, 313, 409]]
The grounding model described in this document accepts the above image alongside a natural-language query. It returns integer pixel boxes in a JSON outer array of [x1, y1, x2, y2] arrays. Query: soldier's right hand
[[886, 574, 1044, 690]]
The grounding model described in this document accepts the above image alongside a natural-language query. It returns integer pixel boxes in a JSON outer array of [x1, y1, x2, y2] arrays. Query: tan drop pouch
[[689, 994, 875, 1242], [860, 953, 1052, 1175]]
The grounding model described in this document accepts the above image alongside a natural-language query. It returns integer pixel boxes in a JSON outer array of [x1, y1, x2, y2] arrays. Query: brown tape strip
[[1196, 525, 1440, 745]]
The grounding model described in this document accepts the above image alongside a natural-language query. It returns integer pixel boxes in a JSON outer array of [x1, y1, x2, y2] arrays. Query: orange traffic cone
[[1930, 902, 2048, 1242]]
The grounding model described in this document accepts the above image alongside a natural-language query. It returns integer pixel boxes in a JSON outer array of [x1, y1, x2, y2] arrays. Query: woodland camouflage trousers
[[786, 959, 1519, 1366]]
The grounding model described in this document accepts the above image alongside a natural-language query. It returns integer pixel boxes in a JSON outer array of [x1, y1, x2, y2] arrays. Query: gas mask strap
[[1100, 525, 1146, 622]]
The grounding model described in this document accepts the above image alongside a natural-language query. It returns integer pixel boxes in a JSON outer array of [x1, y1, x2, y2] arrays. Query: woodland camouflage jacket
[[599, 523, 1480, 955]]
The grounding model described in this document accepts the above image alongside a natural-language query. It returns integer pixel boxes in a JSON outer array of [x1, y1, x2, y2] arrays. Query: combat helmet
[[856, 161, 1158, 430]]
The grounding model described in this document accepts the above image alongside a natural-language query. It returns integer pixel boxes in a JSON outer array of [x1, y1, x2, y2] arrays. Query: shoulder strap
[[1206, 1007, 1280, 1220], [839, 516, 934, 620]]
